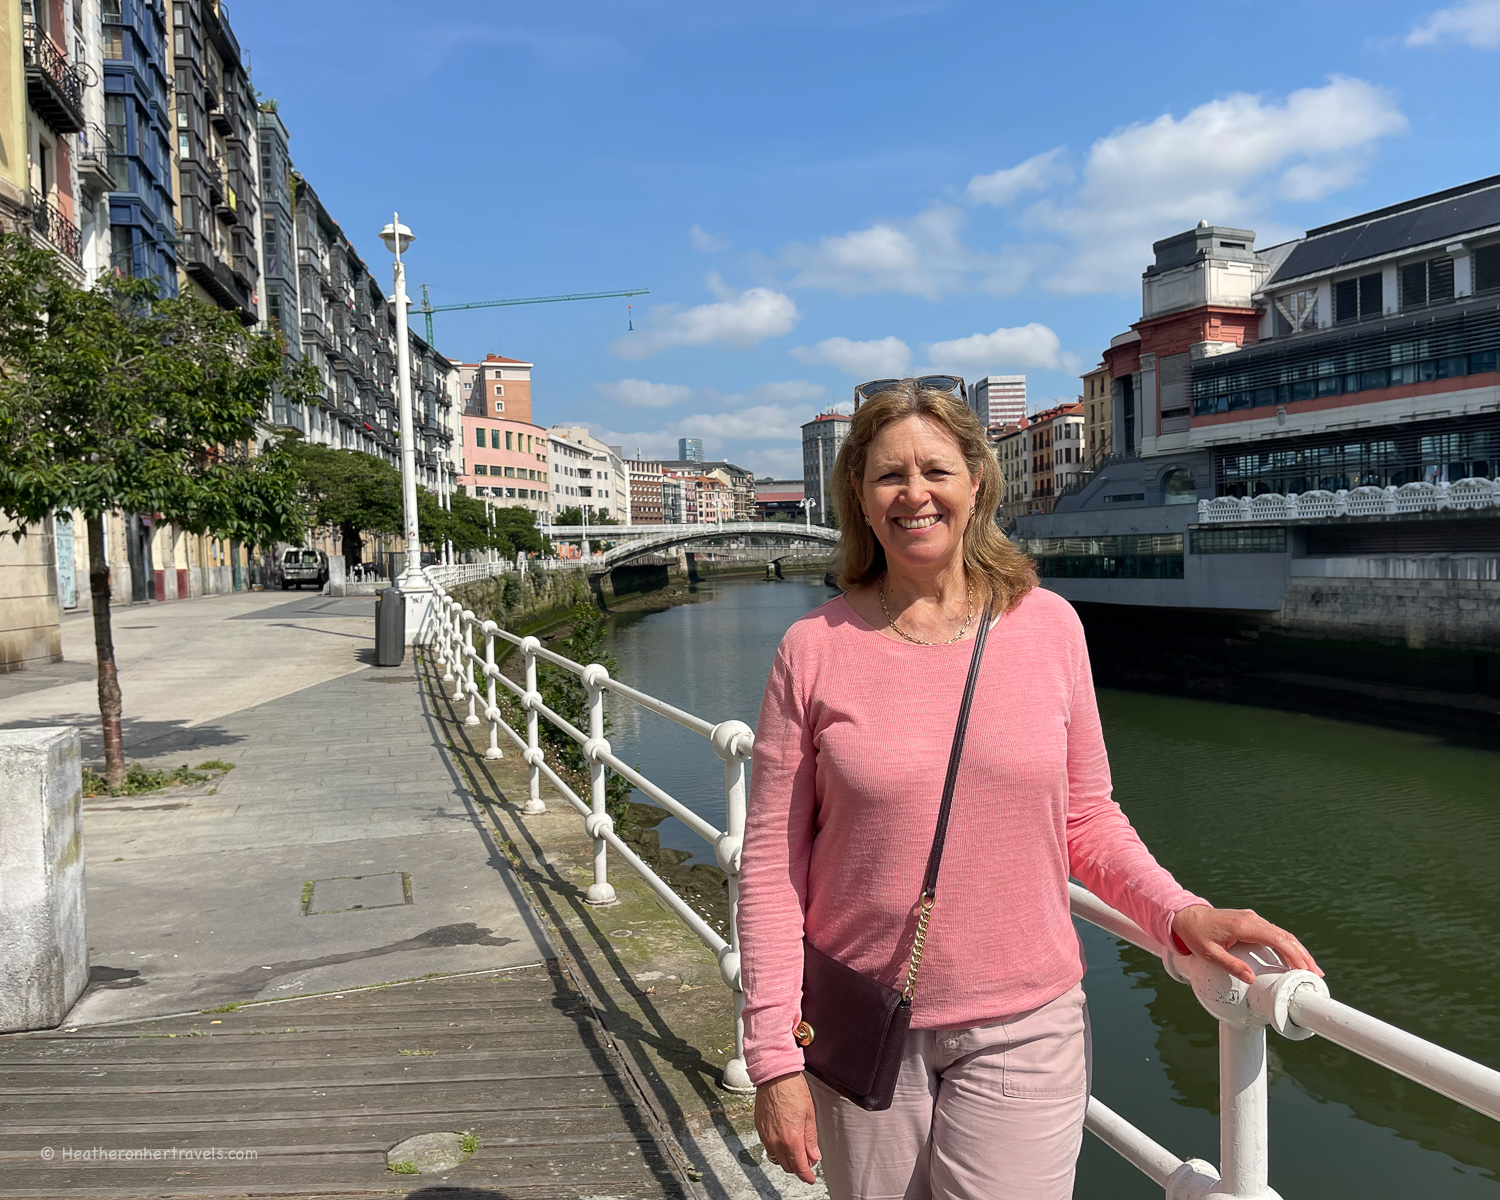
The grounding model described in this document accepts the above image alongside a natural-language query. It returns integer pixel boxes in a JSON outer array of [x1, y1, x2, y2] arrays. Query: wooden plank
[[0, 966, 689, 1198]]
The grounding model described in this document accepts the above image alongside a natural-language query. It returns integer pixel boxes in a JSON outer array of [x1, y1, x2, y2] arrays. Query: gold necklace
[[878, 577, 975, 645]]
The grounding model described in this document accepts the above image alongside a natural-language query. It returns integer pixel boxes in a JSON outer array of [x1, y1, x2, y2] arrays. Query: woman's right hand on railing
[[753, 1072, 821, 1183]]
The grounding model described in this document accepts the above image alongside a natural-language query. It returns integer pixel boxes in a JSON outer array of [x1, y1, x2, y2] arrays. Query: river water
[[602, 576, 1500, 1199]]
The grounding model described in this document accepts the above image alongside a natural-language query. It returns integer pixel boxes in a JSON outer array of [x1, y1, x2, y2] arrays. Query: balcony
[[30, 191, 81, 264], [22, 23, 85, 134], [75, 123, 117, 193], [180, 229, 256, 323]]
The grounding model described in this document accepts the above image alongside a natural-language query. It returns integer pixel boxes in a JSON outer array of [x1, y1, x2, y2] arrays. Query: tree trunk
[[340, 521, 362, 568], [87, 514, 126, 790]]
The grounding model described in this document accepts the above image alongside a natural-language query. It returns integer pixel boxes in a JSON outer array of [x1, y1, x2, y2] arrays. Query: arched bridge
[[537, 521, 838, 571]]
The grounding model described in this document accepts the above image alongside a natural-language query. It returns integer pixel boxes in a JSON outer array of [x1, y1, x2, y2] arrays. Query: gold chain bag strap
[[794, 604, 993, 1111]]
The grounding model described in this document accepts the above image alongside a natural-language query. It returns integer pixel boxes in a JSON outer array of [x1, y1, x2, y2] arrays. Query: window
[[490, 429, 500, 449], [493, 401, 504, 414], [1476, 245, 1500, 294], [1162, 468, 1197, 504], [505, 431, 513, 451], [462, 381, 471, 390], [493, 384, 504, 396], [475, 428, 485, 447], [1400, 257, 1455, 309], [1190, 529, 1288, 554], [474, 464, 487, 475], [1334, 272, 1383, 322], [504, 466, 516, 478], [1273, 288, 1319, 335]]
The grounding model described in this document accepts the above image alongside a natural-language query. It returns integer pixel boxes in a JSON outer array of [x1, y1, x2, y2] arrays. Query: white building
[[548, 426, 631, 523], [971, 376, 1026, 429]]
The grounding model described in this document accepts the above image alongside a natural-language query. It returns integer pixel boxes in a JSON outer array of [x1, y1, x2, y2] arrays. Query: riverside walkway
[[0, 592, 721, 1198]]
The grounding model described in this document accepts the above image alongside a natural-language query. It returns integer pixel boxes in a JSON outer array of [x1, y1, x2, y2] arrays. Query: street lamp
[[379, 213, 432, 643], [800, 496, 817, 531]]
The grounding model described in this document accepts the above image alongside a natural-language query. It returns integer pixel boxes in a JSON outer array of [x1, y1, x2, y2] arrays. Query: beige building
[[549, 426, 631, 523], [992, 420, 1030, 524], [1081, 362, 1112, 467]]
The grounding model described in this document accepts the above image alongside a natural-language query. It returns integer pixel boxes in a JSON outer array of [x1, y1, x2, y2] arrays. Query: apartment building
[[1081, 363, 1111, 466], [101, 0, 175, 289], [993, 419, 1030, 520], [1026, 402, 1086, 510], [549, 426, 630, 523], [801, 410, 849, 526], [627, 459, 665, 524], [970, 376, 1026, 428], [454, 356, 549, 521], [169, 0, 259, 323]]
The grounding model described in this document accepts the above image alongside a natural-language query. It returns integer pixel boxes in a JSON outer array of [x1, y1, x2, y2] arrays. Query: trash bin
[[375, 587, 405, 667]]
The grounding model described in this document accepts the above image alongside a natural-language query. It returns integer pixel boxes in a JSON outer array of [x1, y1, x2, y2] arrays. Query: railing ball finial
[[710, 719, 754, 762], [581, 663, 611, 690]]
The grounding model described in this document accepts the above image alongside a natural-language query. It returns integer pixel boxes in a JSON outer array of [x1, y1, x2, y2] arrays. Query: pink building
[[452, 354, 550, 520]]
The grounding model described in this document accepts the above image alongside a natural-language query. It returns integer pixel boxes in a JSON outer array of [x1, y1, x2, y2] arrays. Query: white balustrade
[[419, 565, 1500, 1184], [1196, 475, 1500, 525]]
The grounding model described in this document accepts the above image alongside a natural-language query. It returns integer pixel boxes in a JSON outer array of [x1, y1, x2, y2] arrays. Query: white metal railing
[[424, 566, 758, 1092], [1198, 476, 1500, 524], [420, 568, 1500, 1194]]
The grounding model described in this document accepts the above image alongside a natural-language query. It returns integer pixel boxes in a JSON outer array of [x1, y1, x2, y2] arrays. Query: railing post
[[520, 637, 546, 814], [460, 610, 478, 720], [581, 664, 616, 905], [712, 719, 756, 1094], [1180, 948, 1285, 1200], [481, 624, 503, 759], [439, 598, 456, 683]]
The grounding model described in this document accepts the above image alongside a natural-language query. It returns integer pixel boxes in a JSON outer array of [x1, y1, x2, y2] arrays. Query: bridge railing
[[1198, 476, 1500, 524], [420, 567, 1500, 1195]]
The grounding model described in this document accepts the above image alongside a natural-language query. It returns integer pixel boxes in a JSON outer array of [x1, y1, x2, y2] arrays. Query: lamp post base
[[398, 568, 436, 646]]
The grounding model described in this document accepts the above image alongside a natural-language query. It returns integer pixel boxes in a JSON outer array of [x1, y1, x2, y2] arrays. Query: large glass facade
[[1191, 299, 1500, 417], [1020, 534, 1184, 579], [1214, 416, 1500, 496]]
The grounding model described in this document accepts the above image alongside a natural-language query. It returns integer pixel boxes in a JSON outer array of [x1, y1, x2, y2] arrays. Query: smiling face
[[858, 415, 981, 579]]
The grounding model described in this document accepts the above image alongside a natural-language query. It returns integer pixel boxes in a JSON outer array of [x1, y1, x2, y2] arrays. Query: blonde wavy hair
[[831, 380, 1036, 611]]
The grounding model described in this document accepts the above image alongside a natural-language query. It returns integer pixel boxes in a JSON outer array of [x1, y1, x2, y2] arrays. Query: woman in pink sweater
[[739, 380, 1320, 1199]]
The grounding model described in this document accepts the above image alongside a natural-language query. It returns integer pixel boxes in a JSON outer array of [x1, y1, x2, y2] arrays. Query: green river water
[[602, 575, 1500, 1199]]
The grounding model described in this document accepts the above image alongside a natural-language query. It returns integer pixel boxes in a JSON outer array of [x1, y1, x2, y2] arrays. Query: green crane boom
[[416, 285, 650, 346]]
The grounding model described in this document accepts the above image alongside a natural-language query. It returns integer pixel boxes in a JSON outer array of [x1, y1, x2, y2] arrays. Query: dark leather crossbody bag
[[794, 605, 993, 1111]]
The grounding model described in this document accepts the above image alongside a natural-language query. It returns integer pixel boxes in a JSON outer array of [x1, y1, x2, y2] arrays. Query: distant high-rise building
[[679, 436, 704, 462], [972, 376, 1026, 428], [801, 411, 851, 526]]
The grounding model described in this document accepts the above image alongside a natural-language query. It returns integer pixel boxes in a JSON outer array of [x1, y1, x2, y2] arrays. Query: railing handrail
[[419, 565, 1500, 1193], [1198, 475, 1500, 524]]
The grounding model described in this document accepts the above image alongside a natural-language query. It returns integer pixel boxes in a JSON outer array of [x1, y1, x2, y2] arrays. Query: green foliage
[[81, 761, 232, 797], [285, 441, 402, 563], [553, 505, 618, 526], [0, 232, 313, 546], [537, 601, 633, 830], [501, 574, 522, 609]]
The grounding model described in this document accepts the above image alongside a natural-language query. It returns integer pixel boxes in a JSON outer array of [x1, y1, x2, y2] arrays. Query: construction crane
[[415, 285, 651, 347]]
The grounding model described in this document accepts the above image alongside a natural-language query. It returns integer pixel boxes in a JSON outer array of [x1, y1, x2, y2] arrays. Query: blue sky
[[235, 0, 1500, 478]]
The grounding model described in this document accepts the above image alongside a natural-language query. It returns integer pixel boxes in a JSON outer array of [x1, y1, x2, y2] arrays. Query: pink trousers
[[807, 984, 1091, 1200]]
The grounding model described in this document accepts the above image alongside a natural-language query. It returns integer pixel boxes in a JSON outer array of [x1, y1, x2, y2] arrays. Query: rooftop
[[1268, 173, 1500, 286]]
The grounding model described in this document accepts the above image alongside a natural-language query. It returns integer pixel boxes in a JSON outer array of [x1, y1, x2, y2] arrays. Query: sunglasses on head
[[853, 375, 968, 410]]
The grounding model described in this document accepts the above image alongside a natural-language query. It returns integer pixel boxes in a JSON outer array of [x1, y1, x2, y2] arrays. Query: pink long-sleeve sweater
[[737, 585, 1208, 1085]]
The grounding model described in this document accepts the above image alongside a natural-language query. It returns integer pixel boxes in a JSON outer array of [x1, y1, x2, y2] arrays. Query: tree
[[553, 506, 618, 526], [0, 233, 316, 788], [287, 441, 402, 566]]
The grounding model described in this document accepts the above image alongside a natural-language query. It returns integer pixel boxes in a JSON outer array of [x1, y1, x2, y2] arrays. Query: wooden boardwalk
[[0, 964, 693, 1199]]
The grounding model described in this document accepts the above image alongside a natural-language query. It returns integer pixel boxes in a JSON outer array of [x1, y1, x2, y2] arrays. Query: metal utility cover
[[304, 872, 412, 915]]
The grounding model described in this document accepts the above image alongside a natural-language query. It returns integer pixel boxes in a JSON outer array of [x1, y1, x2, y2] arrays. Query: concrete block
[[327, 555, 347, 598], [0, 728, 88, 1032]]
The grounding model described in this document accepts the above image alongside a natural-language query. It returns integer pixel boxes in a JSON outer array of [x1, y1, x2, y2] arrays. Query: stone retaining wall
[[1272, 577, 1500, 653]]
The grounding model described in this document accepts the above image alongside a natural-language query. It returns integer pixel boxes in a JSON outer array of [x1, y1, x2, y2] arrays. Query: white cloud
[[922, 323, 1075, 375], [783, 205, 1017, 299], [1406, 0, 1500, 47], [690, 224, 733, 251], [594, 379, 695, 408], [610, 284, 799, 359], [791, 335, 913, 379], [1033, 76, 1407, 292], [966, 147, 1070, 206]]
